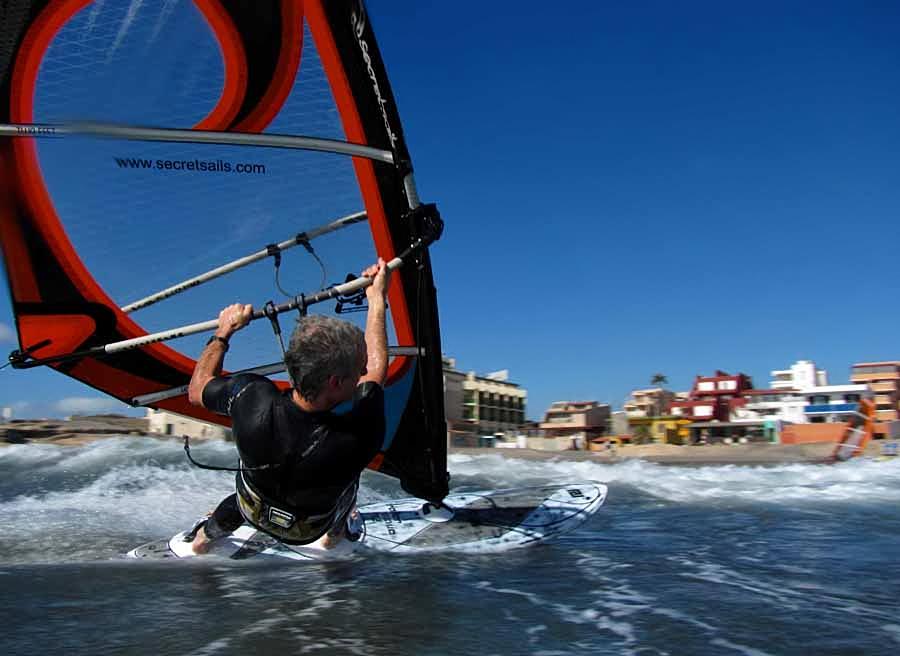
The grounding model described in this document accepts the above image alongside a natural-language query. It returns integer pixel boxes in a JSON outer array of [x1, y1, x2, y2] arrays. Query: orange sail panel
[[831, 399, 875, 462]]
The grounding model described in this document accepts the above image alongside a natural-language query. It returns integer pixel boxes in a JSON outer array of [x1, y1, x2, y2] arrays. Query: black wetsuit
[[200, 373, 385, 542]]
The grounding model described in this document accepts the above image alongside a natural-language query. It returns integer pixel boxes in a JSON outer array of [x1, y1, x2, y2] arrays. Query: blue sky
[[2, 0, 900, 420]]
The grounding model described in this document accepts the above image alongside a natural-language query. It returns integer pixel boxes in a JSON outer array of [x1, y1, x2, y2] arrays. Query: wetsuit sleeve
[[202, 373, 276, 416], [348, 382, 386, 450]]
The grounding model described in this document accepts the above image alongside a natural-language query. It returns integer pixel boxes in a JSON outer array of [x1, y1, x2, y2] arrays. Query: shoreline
[[450, 441, 884, 465], [3, 420, 889, 465]]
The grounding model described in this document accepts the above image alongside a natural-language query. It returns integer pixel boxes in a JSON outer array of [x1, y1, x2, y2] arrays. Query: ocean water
[[1, 438, 899, 656]]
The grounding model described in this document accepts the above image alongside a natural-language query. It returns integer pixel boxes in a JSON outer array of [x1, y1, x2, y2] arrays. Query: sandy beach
[[450, 441, 885, 465]]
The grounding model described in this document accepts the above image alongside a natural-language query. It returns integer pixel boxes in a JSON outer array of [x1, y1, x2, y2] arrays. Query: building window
[[854, 365, 899, 375]]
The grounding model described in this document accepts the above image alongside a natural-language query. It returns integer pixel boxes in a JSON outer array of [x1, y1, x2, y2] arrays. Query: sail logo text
[[17, 125, 55, 136], [351, 5, 397, 148], [114, 157, 266, 175]]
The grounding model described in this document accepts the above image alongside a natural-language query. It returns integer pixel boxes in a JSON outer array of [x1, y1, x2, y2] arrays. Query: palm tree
[[649, 373, 670, 418]]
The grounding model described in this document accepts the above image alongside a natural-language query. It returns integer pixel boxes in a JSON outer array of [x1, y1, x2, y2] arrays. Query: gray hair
[[284, 314, 365, 401]]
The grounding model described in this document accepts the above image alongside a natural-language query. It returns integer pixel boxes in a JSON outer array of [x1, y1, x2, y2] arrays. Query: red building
[[669, 370, 754, 424]]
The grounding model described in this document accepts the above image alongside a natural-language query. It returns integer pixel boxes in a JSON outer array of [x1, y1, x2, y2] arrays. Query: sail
[[0, 0, 448, 502], [831, 399, 875, 462]]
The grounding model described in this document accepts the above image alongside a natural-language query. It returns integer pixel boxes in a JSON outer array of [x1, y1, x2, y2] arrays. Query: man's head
[[285, 314, 367, 406]]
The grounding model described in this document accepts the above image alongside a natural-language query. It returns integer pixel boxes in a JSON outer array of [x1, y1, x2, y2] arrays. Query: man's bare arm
[[188, 303, 253, 407], [359, 258, 390, 387]]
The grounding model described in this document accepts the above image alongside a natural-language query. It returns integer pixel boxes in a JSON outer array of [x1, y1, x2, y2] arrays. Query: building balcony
[[852, 372, 900, 381], [539, 422, 592, 430], [744, 402, 782, 410]]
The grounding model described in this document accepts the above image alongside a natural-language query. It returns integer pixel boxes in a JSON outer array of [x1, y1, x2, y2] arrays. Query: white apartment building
[[770, 360, 828, 391], [803, 384, 872, 423], [729, 360, 834, 425], [733, 383, 870, 425], [732, 390, 808, 424]]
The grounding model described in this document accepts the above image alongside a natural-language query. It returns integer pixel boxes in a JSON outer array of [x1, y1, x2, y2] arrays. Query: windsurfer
[[186, 258, 391, 553]]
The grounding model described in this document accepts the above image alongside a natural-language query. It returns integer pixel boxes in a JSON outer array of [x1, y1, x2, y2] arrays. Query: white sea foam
[[883, 624, 900, 644], [1, 439, 897, 564], [672, 558, 806, 611], [7, 438, 900, 508], [448, 452, 900, 506], [709, 638, 776, 656]]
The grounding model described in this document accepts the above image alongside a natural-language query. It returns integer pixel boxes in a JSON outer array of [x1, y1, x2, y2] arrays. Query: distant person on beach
[[185, 258, 390, 554]]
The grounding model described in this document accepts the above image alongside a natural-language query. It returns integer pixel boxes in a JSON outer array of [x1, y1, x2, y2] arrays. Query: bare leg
[[318, 522, 346, 549], [315, 506, 360, 549], [191, 525, 212, 554]]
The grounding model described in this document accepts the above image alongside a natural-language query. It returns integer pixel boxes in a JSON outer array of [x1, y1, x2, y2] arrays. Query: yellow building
[[628, 416, 691, 444]]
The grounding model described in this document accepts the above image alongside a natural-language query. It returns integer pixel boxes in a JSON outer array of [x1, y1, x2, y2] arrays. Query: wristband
[[206, 335, 230, 351]]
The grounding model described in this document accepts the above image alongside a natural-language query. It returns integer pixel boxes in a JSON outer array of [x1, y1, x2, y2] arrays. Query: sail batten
[[0, 122, 395, 162], [122, 210, 368, 312]]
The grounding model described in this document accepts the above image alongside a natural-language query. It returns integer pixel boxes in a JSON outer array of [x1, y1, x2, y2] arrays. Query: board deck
[[127, 482, 607, 561]]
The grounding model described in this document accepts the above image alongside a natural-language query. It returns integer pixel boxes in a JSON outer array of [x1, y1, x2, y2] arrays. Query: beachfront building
[[627, 415, 692, 445], [851, 361, 900, 438], [777, 384, 875, 445], [668, 371, 753, 421], [770, 360, 828, 391], [443, 357, 468, 444], [609, 411, 629, 436], [443, 357, 527, 447], [624, 388, 675, 418], [146, 409, 229, 440], [732, 389, 808, 424], [803, 384, 872, 423], [538, 401, 610, 450], [668, 370, 761, 443]]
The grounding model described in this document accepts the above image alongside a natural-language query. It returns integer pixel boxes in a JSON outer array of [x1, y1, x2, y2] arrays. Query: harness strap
[[183, 436, 279, 472], [235, 470, 357, 545]]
